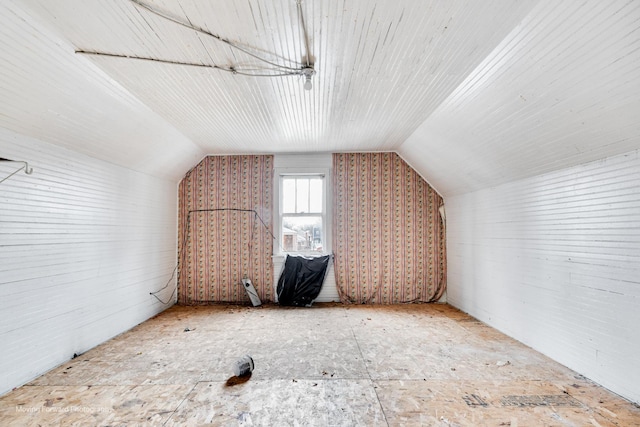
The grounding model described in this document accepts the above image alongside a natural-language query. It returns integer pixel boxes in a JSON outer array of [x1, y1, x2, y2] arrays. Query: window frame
[[274, 167, 330, 257]]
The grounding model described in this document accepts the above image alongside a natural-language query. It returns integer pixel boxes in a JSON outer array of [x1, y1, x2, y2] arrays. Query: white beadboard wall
[[0, 129, 178, 396], [446, 149, 640, 404], [273, 153, 339, 303]]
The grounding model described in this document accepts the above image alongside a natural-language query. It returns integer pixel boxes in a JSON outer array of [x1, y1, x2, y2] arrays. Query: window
[[279, 175, 326, 254]]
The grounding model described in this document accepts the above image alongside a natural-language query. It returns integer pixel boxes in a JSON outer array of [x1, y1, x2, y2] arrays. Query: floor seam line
[[161, 380, 200, 426], [348, 307, 390, 427]]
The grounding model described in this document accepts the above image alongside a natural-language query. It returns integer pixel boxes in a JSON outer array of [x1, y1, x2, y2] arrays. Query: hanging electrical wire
[[149, 207, 281, 305], [0, 158, 33, 185], [75, 51, 300, 77], [297, 0, 310, 68], [130, 0, 301, 72], [296, 0, 315, 90], [76, 0, 315, 88]]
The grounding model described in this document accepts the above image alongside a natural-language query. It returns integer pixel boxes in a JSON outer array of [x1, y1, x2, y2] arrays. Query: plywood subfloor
[[1, 303, 638, 426]]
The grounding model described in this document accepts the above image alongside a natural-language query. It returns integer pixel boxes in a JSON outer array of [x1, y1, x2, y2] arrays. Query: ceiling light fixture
[[302, 67, 315, 91], [76, 0, 315, 91]]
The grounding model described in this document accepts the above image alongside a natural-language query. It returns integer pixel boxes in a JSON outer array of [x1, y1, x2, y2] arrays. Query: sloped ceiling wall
[[2, 0, 640, 190], [399, 0, 640, 196], [0, 1, 205, 181]]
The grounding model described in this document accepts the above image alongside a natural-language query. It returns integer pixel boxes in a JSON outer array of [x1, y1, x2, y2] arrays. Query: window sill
[[273, 253, 332, 261]]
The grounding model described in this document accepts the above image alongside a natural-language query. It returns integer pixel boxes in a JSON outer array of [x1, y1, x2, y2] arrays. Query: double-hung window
[[279, 174, 326, 254]]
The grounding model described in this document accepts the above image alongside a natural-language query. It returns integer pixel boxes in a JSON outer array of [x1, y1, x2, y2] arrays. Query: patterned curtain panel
[[177, 155, 274, 304], [332, 152, 446, 303]]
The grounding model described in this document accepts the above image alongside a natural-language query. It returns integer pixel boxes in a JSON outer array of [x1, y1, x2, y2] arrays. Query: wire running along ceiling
[[78, 0, 317, 86]]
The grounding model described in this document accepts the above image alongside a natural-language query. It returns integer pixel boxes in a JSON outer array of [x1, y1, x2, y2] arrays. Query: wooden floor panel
[[1, 303, 638, 426]]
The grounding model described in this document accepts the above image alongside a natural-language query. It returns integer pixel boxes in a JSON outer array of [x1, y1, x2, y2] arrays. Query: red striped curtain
[[332, 153, 446, 303], [177, 155, 274, 304]]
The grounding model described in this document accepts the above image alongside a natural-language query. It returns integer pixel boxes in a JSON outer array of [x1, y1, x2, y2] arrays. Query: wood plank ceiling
[[401, 0, 640, 195], [2, 0, 640, 192]]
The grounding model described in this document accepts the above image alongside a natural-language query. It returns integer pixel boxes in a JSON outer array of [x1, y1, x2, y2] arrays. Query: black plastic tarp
[[277, 254, 331, 306]]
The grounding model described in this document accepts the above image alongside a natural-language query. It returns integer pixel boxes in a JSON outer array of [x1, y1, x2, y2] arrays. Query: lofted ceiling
[[2, 0, 639, 193], [400, 0, 640, 195]]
